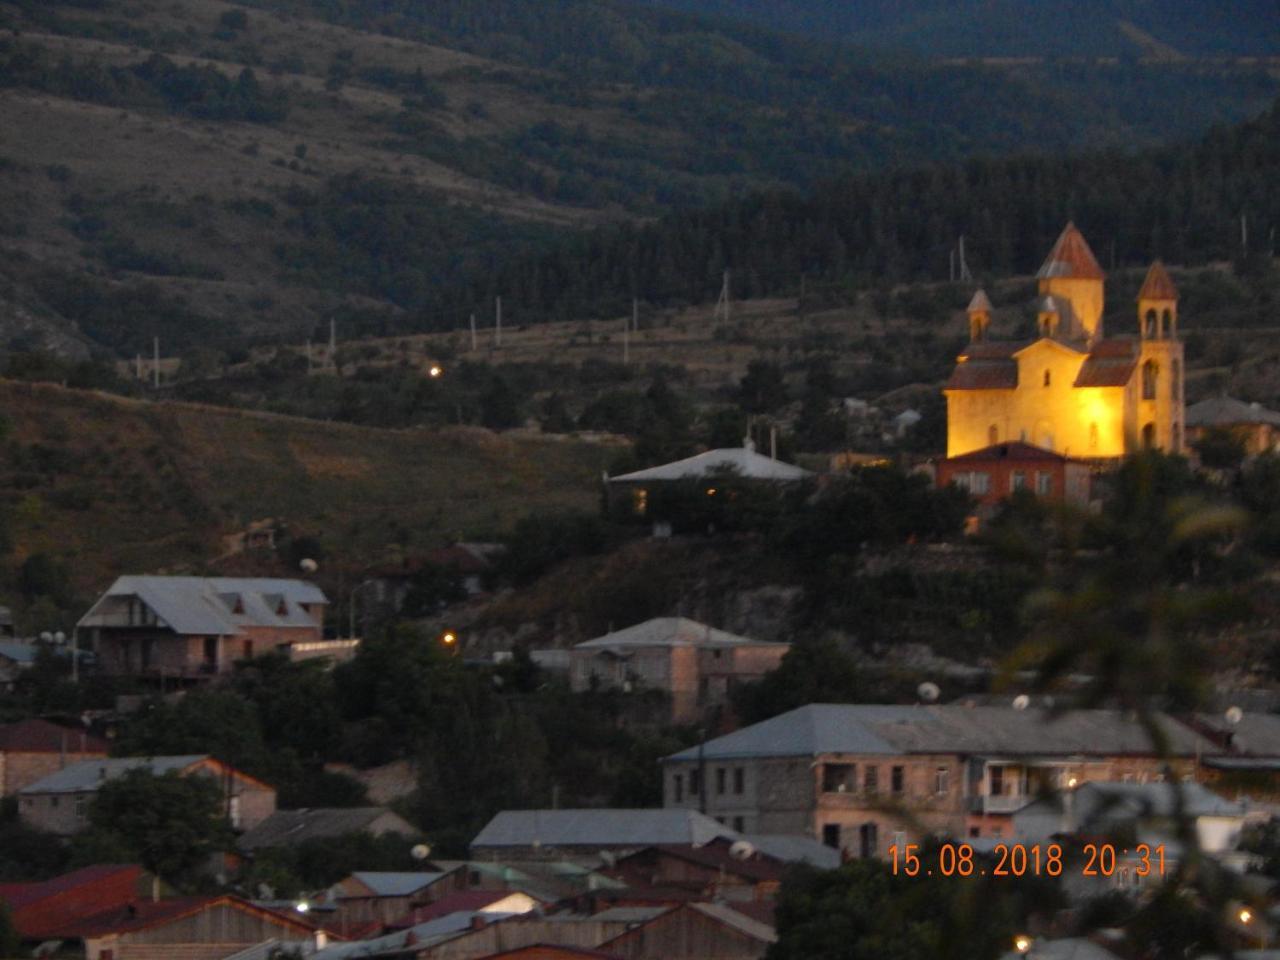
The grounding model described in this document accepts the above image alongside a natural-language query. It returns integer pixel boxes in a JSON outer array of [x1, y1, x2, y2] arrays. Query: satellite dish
[[729, 840, 756, 861], [1226, 706, 1244, 726], [1012, 695, 1031, 711], [917, 682, 940, 703], [299, 558, 318, 573], [411, 843, 432, 861], [39, 631, 52, 643]]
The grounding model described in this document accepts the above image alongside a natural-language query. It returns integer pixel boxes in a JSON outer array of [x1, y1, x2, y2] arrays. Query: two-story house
[[661, 704, 1215, 858], [569, 618, 789, 725], [77, 576, 328, 680]]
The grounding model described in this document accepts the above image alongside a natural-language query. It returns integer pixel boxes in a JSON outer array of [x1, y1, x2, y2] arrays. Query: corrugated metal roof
[[78, 576, 327, 636], [665, 704, 1216, 762], [237, 807, 416, 852], [689, 902, 777, 944], [1186, 397, 1280, 428], [609, 448, 811, 483], [1138, 261, 1178, 301], [576, 618, 783, 651], [471, 809, 738, 850], [19, 755, 207, 794], [744, 834, 841, 869], [590, 906, 670, 923], [1037, 223, 1105, 280], [347, 871, 448, 897]]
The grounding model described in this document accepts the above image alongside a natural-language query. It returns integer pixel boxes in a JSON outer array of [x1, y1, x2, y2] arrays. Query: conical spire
[[967, 289, 993, 313], [1138, 260, 1178, 301], [1037, 222, 1106, 281]]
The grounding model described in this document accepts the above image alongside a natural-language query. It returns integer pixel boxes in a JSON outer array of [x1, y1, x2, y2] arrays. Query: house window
[[822, 763, 855, 793], [732, 816, 745, 833], [864, 766, 879, 794], [229, 795, 241, 829], [891, 766, 905, 795], [1142, 361, 1158, 400], [690, 770, 701, 796], [733, 768, 744, 795], [1142, 422, 1156, 449], [633, 488, 648, 516], [1035, 472, 1053, 496], [673, 774, 684, 803], [821, 824, 841, 849], [859, 822, 878, 858], [50, 797, 59, 808], [1010, 471, 1027, 493], [989, 766, 1005, 796], [75, 796, 86, 819], [935, 767, 949, 795], [970, 472, 990, 495], [1043, 370, 1051, 387], [716, 767, 726, 795]]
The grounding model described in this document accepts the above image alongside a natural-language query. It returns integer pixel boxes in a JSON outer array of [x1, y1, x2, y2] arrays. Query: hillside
[[644, 0, 1280, 58], [0, 0, 1275, 358], [0, 379, 615, 621]]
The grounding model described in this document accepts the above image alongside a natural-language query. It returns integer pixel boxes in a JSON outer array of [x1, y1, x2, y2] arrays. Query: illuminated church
[[944, 224, 1185, 460]]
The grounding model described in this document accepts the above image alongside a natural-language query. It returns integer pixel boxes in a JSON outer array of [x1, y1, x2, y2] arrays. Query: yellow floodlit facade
[[945, 224, 1185, 460]]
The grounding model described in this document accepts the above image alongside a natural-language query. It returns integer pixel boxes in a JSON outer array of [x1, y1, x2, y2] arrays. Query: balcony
[[970, 793, 1033, 815]]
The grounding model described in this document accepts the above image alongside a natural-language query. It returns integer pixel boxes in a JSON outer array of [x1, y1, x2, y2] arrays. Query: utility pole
[[949, 248, 956, 282], [469, 313, 477, 352], [714, 269, 731, 324], [958, 235, 971, 283]]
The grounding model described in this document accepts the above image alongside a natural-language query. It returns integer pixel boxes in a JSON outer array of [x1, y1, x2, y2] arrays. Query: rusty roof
[[1138, 261, 1178, 301], [1037, 223, 1106, 281]]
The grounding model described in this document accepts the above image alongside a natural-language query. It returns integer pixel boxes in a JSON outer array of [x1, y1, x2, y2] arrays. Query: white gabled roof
[[77, 576, 327, 636], [609, 447, 811, 483], [575, 617, 785, 651]]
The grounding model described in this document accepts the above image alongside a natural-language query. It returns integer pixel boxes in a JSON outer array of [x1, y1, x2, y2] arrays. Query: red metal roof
[[1074, 359, 1137, 388], [0, 718, 108, 755], [58, 894, 319, 938], [944, 442, 1077, 464], [1, 865, 145, 938], [1037, 223, 1106, 281], [1138, 260, 1178, 300]]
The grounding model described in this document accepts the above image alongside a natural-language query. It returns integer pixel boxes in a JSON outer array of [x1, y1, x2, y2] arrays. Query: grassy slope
[[0, 379, 615, 599]]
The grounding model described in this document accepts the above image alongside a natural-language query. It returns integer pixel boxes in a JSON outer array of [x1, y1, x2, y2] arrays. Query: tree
[[87, 769, 233, 885], [0, 901, 17, 957], [1192, 425, 1248, 472], [480, 374, 521, 429], [732, 635, 862, 724], [738, 360, 787, 414]]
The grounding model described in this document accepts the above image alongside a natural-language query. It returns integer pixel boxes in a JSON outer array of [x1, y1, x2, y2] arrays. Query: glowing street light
[[428, 364, 443, 378], [1240, 908, 1253, 925], [440, 630, 457, 648], [1013, 935, 1033, 954]]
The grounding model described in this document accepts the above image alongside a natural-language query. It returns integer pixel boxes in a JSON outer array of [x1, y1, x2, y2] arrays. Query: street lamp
[[1013, 935, 1033, 954], [428, 364, 443, 378]]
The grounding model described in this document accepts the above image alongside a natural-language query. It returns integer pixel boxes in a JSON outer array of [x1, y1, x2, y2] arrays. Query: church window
[[1141, 423, 1156, 450], [1162, 308, 1174, 336], [1089, 423, 1099, 450], [1010, 471, 1027, 493], [988, 424, 998, 446], [1043, 370, 1051, 387], [1144, 309, 1157, 338], [1035, 472, 1053, 496], [1142, 361, 1158, 400]]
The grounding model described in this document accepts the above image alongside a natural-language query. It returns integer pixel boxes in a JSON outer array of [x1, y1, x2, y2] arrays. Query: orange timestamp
[[889, 842, 1167, 878]]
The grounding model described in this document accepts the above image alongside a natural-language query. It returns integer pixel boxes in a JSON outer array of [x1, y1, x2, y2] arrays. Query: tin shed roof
[[78, 576, 327, 636]]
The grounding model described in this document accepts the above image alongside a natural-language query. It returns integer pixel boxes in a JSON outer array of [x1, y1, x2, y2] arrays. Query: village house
[[328, 870, 467, 939], [600, 837, 786, 903], [660, 704, 1216, 859], [0, 717, 109, 797], [604, 444, 812, 522], [0, 864, 159, 941], [17, 754, 276, 836], [935, 441, 1095, 529], [76, 576, 330, 680], [1185, 396, 1280, 458], [569, 618, 789, 725], [945, 225, 1186, 459]]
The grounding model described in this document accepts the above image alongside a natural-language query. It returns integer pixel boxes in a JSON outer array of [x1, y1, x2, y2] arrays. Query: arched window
[[1144, 309, 1157, 338], [988, 424, 998, 446], [1142, 360, 1158, 400], [1089, 423, 1099, 450], [1142, 422, 1156, 449], [1043, 370, 1051, 387], [1162, 308, 1174, 336]]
